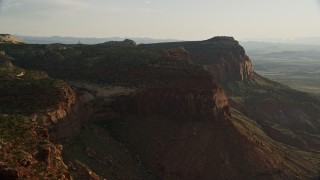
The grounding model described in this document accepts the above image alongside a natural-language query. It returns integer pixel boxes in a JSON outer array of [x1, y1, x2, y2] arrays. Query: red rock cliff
[[34, 86, 98, 144], [112, 87, 230, 122], [182, 36, 254, 82]]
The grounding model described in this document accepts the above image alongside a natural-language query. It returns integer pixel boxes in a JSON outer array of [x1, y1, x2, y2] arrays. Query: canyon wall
[[31, 82, 230, 144], [112, 87, 230, 122], [183, 37, 254, 82], [202, 52, 253, 82], [33, 85, 98, 144]]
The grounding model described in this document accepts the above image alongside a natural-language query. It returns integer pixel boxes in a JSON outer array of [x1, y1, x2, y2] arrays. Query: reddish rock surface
[[0, 34, 22, 44], [111, 87, 230, 122], [185, 37, 254, 82], [161, 47, 191, 63]]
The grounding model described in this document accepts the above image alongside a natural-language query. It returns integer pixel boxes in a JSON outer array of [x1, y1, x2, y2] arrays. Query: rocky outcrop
[[161, 47, 191, 63], [206, 36, 239, 45], [0, 58, 14, 70], [112, 87, 230, 122], [182, 36, 254, 82], [102, 39, 136, 47], [203, 53, 253, 82], [33, 87, 99, 144], [0, 53, 26, 79], [0, 34, 22, 44], [0, 78, 100, 178], [0, 115, 71, 180], [68, 161, 100, 180]]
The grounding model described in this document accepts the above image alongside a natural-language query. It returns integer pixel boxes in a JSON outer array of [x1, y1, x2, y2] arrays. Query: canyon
[[0, 36, 320, 179]]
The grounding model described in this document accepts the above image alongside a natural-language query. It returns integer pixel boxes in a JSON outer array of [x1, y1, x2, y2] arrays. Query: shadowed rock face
[[111, 117, 285, 180], [161, 47, 191, 63], [140, 36, 254, 82], [111, 87, 230, 122], [101, 39, 136, 47], [0, 165, 19, 180]]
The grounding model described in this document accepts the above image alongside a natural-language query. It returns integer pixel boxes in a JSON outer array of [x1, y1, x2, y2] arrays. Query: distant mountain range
[[14, 35, 320, 46], [240, 41, 320, 53], [241, 37, 320, 45], [15, 35, 181, 44]]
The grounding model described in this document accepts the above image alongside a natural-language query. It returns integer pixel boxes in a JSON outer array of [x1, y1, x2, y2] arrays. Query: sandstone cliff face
[[112, 87, 230, 122], [0, 34, 22, 44], [34, 87, 98, 144], [161, 47, 191, 63], [203, 54, 253, 82], [183, 37, 254, 82], [45, 82, 231, 179]]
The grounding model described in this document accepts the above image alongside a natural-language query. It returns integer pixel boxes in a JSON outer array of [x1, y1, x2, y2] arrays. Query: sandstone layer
[[0, 34, 22, 44]]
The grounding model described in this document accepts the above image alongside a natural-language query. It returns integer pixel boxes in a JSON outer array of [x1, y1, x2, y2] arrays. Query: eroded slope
[[0, 53, 71, 179]]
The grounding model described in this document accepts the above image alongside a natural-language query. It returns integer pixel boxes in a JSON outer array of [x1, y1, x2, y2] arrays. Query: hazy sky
[[0, 0, 320, 40]]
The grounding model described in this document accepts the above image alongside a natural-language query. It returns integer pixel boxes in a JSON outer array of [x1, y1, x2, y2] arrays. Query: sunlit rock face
[[182, 36, 254, 82], [0, 34, 23, 44]]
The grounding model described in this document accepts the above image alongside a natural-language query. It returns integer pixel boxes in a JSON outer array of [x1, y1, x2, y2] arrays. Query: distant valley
[[241, 41, 320, 95]]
